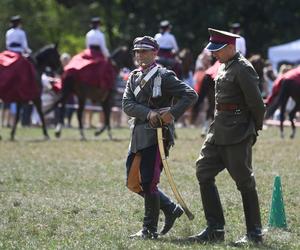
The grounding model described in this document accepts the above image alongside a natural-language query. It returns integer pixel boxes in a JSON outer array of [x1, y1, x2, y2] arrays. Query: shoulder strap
[[134, 65, 159, 97]]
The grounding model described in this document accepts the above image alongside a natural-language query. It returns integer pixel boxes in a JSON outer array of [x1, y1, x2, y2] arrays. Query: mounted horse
[[265, 66, 300, 138], [46, 46, 133, 140], [0, 44, 61, 140]]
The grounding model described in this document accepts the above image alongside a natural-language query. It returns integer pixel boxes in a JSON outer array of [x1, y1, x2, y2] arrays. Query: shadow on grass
[[1, 137, 130, 143], [159, 237, 285, 250]]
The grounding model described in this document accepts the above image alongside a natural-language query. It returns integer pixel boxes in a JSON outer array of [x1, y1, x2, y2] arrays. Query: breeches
[[126, 144, 162, 194], [196, 136, 256, 192]]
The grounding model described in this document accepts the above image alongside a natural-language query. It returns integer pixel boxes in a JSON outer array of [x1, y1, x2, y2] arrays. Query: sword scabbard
[[157, 127, 194, 220]]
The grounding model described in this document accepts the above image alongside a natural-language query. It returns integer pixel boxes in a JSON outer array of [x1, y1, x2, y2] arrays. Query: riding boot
[[159, 190, 184, 235], [189, 183, 225, 242], [130, 192, 160, 239], [234, 189, 263, 246]]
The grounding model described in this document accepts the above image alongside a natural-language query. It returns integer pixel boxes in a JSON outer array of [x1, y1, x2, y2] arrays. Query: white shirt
[[236, 36, 246, 56], [6, 27, 30, 53], [154, 31, 179, 52], [85, 28, 110, 58]]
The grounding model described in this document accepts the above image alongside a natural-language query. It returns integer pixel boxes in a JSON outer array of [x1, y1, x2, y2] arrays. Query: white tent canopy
[[268, 39, 300, 72]]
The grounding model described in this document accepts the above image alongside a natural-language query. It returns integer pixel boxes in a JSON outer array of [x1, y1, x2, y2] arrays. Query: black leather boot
[[130, 193, 160, 239], [189, 184, 225, 242], [189, 227, 225, 243], [234, 189, 263, 246], [234, 228, 263, 246], [200, 183, 225, 228], [159, 190, 184, 235]]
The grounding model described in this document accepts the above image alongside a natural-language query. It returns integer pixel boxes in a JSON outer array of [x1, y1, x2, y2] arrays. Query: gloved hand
[[160, 111, 174, 125], [148, 110, 161, 128]]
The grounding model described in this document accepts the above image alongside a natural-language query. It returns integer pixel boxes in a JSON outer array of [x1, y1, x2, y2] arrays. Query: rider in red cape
[[0, 15, 39, 102], [154, 20, 182, 78], [62, 17, 115, 90]]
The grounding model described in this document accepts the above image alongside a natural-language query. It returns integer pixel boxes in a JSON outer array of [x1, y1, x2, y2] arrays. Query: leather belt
[[89, 45, 101, 51], [159, 48, 172, 52], [9, 42, 22, 48], [216, 103, 240, 111]]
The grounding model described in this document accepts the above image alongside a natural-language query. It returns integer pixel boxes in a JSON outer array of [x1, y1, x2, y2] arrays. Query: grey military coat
[[122, 66, 198, 153], [206, 53, 266, 145]]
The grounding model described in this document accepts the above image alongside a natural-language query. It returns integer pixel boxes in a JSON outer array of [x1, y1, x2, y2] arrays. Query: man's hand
[[160, 111, 174, 125], [148, 110, 161, 128]]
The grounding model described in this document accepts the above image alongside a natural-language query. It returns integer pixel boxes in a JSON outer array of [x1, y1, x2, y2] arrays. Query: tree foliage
[[1, 0, 300, 58]]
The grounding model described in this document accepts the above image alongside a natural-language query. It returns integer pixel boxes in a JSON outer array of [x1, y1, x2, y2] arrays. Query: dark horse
[[248, 54, 265, 94], [265, 76, 300, 138], [0, 44, 61, 140], [178, 48, 194, 80], [46, 46, 133, 140]]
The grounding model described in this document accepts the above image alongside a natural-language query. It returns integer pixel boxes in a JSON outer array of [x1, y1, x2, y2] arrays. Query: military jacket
[[206, 53, 265, 145], [122, 65, 198, 153]]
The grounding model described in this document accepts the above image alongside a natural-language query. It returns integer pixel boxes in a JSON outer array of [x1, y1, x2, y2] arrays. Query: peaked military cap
[[10, 15, 21, 22], [205, 28, 240, 52], [133, 36, 159, 51]]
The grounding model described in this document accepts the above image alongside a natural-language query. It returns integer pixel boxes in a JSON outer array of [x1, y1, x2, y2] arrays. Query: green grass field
[[0, 126, 299, 249]]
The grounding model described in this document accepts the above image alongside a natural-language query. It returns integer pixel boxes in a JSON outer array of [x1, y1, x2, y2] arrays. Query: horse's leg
[[10, 102, 21, 141], [95, 96, 112, 139], [33, 98, 49, 140], [54, 76, 75, 138], [103, 97, 112, 140], [54, 101, 66, 138], [95, 104, 108, 138], [0, 105, 2, 140], [289, 103, 299, 139], [279, 95, 289, 139], [77, 97, 86, 140], [277, 81, 292, 139], [190, 96, 202, 125]]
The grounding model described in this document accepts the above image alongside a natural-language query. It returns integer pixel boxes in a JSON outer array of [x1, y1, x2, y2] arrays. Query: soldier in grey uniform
[[122, 36, 198, 239], [189, 28, 265, 245]]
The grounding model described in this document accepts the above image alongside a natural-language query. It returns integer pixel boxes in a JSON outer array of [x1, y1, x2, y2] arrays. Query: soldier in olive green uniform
[[122, 36, 198, 239], [189, 28, 265, 246]]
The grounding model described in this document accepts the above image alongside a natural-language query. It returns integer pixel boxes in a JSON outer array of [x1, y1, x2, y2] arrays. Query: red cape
[[193, 61, 220, 93], [267, 66, 300, 104], [0, 51, 40, 102], [63, 49, 116, 90], [205, 60, 221, 80]]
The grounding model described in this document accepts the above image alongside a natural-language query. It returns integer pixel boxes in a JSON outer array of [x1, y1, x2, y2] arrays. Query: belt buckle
[[234, 109, 241, 115]]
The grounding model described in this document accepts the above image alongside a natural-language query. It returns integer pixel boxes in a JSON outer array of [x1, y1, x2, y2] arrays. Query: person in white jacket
[[6, 15, 31, 54], [85, 17, 110, 58], [230, 23, 246, 56], [154, 20, 179, 56]]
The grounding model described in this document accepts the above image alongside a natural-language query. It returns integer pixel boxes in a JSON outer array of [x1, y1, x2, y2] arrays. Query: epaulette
[[131, 69, 140, 75], [159, 67, 176, 77], [127, 69, 139, 82]]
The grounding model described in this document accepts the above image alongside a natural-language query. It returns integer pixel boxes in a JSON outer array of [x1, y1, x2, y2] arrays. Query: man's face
[[212, 44, 235, 63], [134, 49, 157, 68]]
